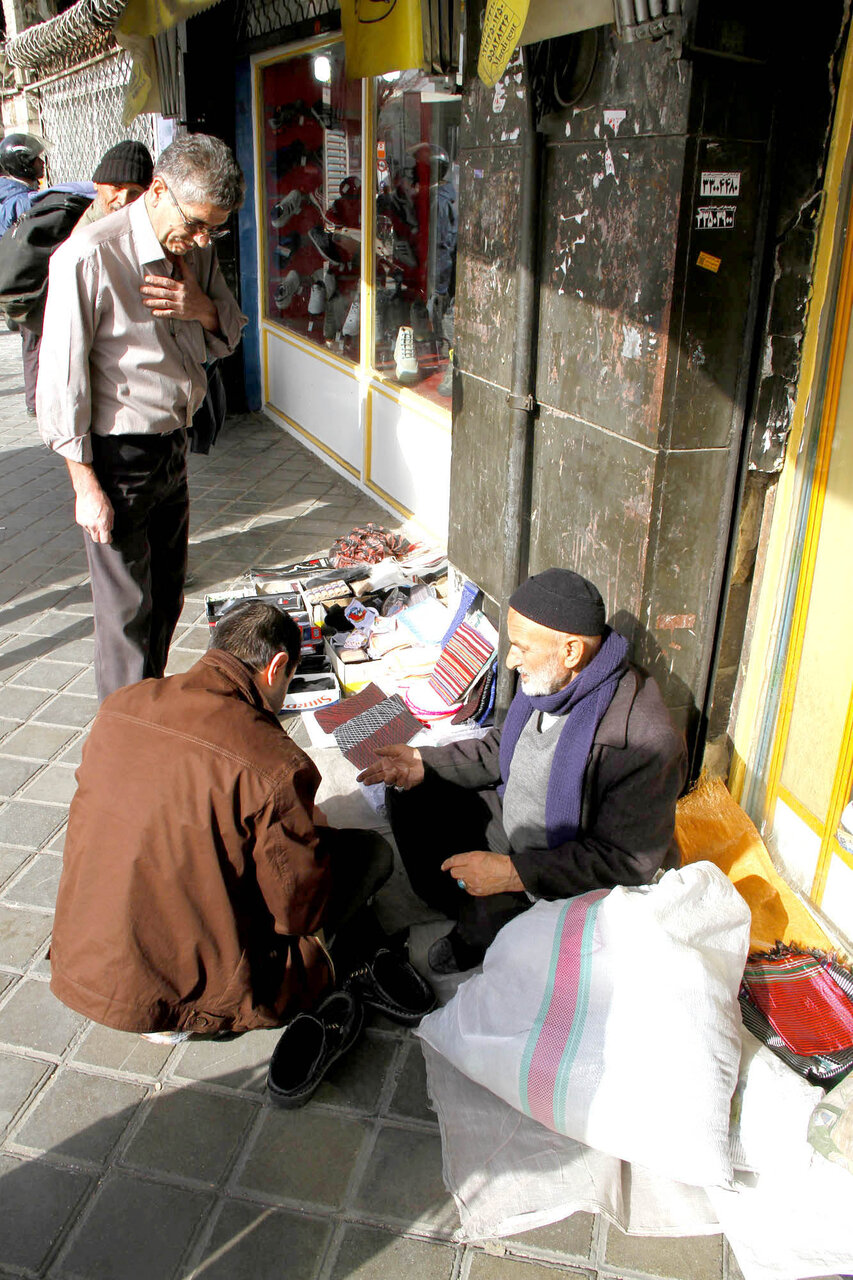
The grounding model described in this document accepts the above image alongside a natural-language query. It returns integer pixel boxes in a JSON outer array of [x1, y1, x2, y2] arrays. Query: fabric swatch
[[314, 681, 384, 732], [333, 695, 422, 771], [429, 620, 496, 706]]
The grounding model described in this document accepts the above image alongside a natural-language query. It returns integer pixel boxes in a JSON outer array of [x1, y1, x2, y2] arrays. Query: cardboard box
[[323, 638, 390, 695]]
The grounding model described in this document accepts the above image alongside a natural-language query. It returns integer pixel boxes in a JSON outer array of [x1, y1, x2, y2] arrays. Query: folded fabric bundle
[[428, 619, 496, 706], [329, 523, 412, 566], [740, 944, 853, 1056]]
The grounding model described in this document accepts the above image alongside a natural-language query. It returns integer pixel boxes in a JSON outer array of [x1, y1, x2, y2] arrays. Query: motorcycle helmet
[[0, 133, 47, 183]]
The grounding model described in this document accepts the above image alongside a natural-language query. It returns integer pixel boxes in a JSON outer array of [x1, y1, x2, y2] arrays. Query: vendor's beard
[[518, 656, 569, 698]]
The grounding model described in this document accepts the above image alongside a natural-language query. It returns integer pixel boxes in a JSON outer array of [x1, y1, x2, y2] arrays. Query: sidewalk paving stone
[[0, 1154, 93, 1274], [121, 1087, 260, 1185], [0, 723, 77, 759], [187, 1200, 333, 1280], [236, 1108, 369, 1208], [350, 1125, 456, 1233], [71, 1024, 176, 1077], [21, 764, 79, 805], [0, 1051, 52, 1134], [1, 853, 62, 908], [11, 1069, 147, 1164], [0, 978, 84, 1054], [0, 901, 53, 967], [0, 798, 67, 847], [329, 1224, 456, 1280], [171, 1027, 284, 1093], [55, 1171, 214, 1280]]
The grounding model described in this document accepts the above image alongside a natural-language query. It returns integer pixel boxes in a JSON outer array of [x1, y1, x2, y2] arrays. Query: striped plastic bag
[[417, 862, 751, 1188]]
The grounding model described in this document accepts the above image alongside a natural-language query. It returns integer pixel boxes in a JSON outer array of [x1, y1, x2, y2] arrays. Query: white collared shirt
[[37, 195, 247, 463]]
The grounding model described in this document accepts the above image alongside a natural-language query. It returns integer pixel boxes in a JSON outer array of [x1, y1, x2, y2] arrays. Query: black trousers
[[86, 430, 189, 701], [318, 827, 395, 976], [386, 772, 531, 951]]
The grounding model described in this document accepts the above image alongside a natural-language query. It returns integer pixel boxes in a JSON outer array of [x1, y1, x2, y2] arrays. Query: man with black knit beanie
[[73, 140, 154, 232], [359, 568, 687, 974]]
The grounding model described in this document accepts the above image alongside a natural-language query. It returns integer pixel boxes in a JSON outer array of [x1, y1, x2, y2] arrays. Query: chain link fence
[[236, 0, 337, 48], [36, 50, 158, 184]]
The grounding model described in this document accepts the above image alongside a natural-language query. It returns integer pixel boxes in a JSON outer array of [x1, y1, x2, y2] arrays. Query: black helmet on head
[[0, 133, 47, 183]]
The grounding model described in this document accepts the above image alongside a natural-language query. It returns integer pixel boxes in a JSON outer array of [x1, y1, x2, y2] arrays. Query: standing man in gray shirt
[[359, 569, 687, 974], [37, 133, 247, 700]]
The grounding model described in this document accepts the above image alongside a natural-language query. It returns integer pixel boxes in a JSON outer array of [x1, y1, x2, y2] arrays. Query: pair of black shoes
[[267, 948, 436, 1109]]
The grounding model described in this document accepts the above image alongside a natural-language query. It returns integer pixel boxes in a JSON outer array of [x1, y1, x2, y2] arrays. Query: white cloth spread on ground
[[417, 864, 853, 1279]]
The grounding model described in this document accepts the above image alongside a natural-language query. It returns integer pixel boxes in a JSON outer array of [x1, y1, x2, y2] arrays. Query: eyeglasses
[[163, 182, 230, 241]]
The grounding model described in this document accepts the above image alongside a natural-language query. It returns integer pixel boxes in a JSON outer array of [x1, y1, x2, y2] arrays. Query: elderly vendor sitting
[[359, 568, 687, 974]]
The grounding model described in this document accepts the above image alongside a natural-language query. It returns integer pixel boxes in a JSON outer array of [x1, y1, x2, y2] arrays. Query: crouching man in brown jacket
[[50, 600, 434, 1100]]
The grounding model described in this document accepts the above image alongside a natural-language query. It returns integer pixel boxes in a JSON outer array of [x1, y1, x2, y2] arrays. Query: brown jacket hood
[[50, 649, 332, 1034]]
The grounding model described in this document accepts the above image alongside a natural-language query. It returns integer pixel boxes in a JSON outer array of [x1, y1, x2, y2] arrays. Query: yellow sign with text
[[477, 0, 530, 87], [340, 0, 424, 80]]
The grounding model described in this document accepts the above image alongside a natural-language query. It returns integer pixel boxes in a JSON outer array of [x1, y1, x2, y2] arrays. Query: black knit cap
[[92, 141, 154, 187], [509, 569, 606, 636]]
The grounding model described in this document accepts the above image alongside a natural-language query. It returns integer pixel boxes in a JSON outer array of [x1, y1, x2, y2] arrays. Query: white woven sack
[[417, 861, 751, 1188]]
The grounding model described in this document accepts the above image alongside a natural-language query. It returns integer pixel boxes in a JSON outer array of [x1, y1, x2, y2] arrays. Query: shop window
[[374, 71, 461, 404], [260, 44, 363, 354]]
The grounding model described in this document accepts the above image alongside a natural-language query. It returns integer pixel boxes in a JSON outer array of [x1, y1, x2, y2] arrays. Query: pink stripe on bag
[[523, 890, 607, 1129]]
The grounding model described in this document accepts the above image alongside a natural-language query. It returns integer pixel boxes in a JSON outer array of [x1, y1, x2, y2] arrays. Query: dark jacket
[[419, 665, 686, 899], [50, 650, 333, 1034]]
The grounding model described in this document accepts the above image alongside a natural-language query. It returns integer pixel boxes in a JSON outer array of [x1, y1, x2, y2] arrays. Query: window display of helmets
[[0, 133, 46, 183]]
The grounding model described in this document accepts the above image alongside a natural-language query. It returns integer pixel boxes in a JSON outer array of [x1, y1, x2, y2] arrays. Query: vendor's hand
[[357, 744, 425, 790], [441, 851, 524, 897], [313, 804, 329, 827], [141, 260, 219, 331]]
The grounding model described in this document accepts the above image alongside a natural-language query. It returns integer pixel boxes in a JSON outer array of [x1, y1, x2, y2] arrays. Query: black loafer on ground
[[267, 989, 363, 1109], [427, 929, 485, 976], [345, 948, 437, 1025]]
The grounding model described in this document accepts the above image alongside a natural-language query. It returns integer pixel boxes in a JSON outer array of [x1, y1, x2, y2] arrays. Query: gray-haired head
[[153, 133, 245, 212]]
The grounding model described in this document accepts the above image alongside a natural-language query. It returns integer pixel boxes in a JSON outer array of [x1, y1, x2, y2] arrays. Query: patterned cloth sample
[[314, 681, 384, 733], [740, 945, 853, 1055], [429, 620, 496, 706], [333, 695, 422, 771]]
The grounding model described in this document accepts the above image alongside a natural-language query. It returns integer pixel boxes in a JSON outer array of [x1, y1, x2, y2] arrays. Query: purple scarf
[[498, 627, 629, 848]]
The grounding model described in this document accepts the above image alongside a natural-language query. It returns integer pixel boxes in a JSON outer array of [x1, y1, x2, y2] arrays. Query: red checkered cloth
[[741, 945, 853, 1056], [314, 683, 384, 733], [428, 620, 496, 706]]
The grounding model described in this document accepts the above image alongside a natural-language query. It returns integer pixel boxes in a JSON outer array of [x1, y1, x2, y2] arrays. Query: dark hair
[[210, 601, 301, 672], [154, 132, 245, 211]]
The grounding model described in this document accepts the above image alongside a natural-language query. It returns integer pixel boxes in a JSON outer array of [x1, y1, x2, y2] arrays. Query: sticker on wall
[[603, 109, 627, 134], [697, 251, 722, 273], [700, 172, 741, 198], [695, 206, 736, 231]]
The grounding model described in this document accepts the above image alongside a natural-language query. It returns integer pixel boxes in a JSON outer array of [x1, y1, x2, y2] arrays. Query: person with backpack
[[0, 132, 46, 233], [0, 142, 154, 415]]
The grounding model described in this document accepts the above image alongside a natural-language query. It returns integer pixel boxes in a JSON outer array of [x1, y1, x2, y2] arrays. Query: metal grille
[[237, 0, 337, 45], [5, 0, 129, 76], [37, 51, 158, 184]]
